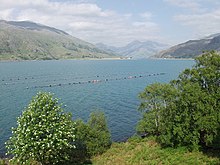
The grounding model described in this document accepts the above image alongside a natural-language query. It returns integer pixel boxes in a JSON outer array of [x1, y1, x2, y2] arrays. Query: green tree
[[163, 51, 220, 149], [87, 111, 111, 155], [73, 111, 111, 162], [137, 83, 178, 136], [6, 92, 76, 165], [138, 51, 220, 150]]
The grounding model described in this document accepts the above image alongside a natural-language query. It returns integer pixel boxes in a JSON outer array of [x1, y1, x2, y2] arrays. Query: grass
[[1, 136, 220, 165], [92, 136, 220, 165]]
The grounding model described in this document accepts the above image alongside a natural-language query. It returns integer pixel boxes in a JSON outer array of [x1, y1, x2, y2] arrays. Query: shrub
[[73, 111, 111, 162], [6, 92, 76, 165]]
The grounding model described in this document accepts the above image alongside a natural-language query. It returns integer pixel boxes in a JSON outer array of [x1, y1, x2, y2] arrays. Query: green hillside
[[0, 20, 115, 61], [155, 33, 220, 59], [92, 137, 220, 165], [1, 137, 219, 165]]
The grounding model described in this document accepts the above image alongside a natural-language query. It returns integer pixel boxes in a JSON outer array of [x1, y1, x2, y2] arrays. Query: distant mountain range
[[155, 33, 220, 59], [0, 20, 115, 61], [2, 20, 220, 60], [96, 40, 169, 59]]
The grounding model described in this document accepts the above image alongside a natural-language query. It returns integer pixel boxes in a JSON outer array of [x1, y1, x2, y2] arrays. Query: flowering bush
[[6, 92, 76, 165]]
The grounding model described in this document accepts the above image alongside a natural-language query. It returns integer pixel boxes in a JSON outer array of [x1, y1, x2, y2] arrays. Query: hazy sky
[[0, 0, 220, 46]]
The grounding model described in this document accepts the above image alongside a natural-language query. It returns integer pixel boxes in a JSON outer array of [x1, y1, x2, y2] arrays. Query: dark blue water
[[0, 59, 194, 156]]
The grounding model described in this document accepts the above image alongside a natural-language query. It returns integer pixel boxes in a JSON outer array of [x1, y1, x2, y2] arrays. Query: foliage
[[6, 92, 76, 165], [87, 111, 111, 155], [92, 137, 220, 165], [137, 51, 220, 150], [2, 137, 220, 165], [137, 83, 178, 136], [72, 111, 111, 163]]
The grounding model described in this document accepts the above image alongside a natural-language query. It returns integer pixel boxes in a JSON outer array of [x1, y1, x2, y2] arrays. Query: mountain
[[0, 20, 115, 61], [155, 33, 220, 59], [96, 40, 169, 59]]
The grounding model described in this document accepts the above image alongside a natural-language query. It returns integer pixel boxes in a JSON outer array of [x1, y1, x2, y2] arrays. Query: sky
[[0, 0, 220, 46]]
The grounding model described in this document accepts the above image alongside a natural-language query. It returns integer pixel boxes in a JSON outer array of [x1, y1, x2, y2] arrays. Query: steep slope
[[0, 20, 114, 60], [155, 34, 220, 58], [96, 41, 169, 59]]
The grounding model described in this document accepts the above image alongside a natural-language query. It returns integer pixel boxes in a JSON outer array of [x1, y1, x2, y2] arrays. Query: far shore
[[0, 57, 125, 62], [150, 57, 195, 61], [0, 57, 195, 62]]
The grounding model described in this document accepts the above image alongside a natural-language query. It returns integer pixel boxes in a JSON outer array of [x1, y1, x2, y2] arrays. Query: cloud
[[140, 12, 153, 20], [164, 0, 202, 12], [174, 8, 220, 37], [163, 0, 220, 39], [0, 0, 161, 46]]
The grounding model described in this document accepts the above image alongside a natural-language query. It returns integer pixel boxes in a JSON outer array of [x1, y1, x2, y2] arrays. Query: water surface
[[0, 59, 194, 155]]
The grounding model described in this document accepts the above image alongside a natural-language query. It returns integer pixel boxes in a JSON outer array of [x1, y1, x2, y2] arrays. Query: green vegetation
[[1, 51, 220, 164], [5, 92, 76, 165], [71, 111, 111, 164], [0, 20, 115, 61], [93, 136, 220, 165], [137, 51, 220, 150], [4, 93, 111, 165], [2, 137, 220, 164]]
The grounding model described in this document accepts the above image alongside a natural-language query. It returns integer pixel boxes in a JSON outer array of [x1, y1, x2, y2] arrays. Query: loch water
[[0, 59, 194, 155]]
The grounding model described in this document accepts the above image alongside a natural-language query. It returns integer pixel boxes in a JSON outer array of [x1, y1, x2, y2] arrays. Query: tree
[[6, 92, 76, 164], [87, 111, 111, 155], [137, 83, 178, 136], [138, 51, 220, 150], [166, 51, 220, 149], [73, 111, 111, 161]]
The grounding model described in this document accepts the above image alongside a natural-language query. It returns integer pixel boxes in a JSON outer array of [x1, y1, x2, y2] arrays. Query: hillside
[[0, 20, 115, 61], [2, 137, 219, 165], [92, 137, 220, 165], [155, 33, 220, 58], [96, 40, 169, 59]]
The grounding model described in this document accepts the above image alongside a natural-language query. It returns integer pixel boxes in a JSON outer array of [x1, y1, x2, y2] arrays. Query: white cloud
[[0, 9, 14, 20], [0, 0, 161, 46], [163, 0, 220, 40], [140, 12, 152, 20], [164, 0, 202, 12], [174, 8, 220, 37]]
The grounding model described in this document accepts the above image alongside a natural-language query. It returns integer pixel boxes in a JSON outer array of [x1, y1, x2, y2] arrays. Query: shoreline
[[0, 57, 130, 63], [150, 57, 195, 61], [0, 57, 195, 63]]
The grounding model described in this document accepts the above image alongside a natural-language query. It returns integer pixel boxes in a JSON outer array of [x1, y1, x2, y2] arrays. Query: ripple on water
[[0, 59, 194, 155]]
